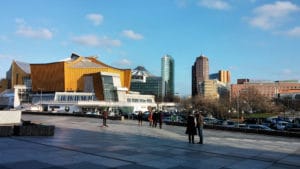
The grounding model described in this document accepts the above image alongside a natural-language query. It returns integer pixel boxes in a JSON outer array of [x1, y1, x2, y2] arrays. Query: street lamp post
[[237, 89, 240, 127], [175, 92, 180, 112], [39, 88, 43, 111]]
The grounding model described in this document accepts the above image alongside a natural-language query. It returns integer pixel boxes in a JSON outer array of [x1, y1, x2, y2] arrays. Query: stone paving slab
[[0, 114, 299, 169]]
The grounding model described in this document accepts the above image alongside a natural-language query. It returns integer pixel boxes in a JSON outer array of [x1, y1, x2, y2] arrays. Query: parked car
[[236, 123, 247, 128], [162, 116, 171, 123], [163, 115, 184, 123], [86, 111, 99, 115], [142, 111, 150, 121], [204, 117, 218, 124], [222, 120, 236, 127], [285, 123, 300, 132], [247, 124, 273, 131], [276, 121, 289, 130]]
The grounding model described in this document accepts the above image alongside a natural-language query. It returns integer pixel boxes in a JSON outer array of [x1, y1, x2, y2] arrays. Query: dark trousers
[[103, 118, 107, 126], [153, 120, 157, 128], [197, 126, 203, 144], [188, 134, 194, 143]]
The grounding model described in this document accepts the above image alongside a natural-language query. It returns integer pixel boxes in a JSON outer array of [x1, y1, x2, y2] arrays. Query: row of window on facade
[[56, 95, 95, 102], [127, 98, 153, 103]]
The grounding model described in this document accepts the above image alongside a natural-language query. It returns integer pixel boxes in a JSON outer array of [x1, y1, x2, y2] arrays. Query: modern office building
[[161, 55, 174, 100], [231, 80, 300, 99], [130, 66, 162, 101], [199, 80, 218, 99], [219, 70, 231, 84], [192, 55, 209, 96], [192, 55, 230, 99], [209, 73, 219, 80], [209, 70, 231, 84], [0, 53, 157, 113], [237, 79, 250, 84]]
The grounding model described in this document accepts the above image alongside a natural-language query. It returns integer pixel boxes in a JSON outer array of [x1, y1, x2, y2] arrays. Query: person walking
[[158, 111, 163, 129], [138, 111, 143, 126], [147, 106, 153, 127], [152, 111, 158, 128], [185, 112, 197, 144], [148, 112, 153, 127], [196, 112, 204, 144], [102, 109, 108, 127]]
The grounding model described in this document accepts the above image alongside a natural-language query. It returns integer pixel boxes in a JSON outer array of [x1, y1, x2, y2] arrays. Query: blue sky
[[1, 0, 300, 96]]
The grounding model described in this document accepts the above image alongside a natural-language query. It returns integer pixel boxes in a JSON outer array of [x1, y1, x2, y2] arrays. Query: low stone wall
[[0, 126, 14, 136], [13, 123, 55, 136], [0, 122, 55, 137]]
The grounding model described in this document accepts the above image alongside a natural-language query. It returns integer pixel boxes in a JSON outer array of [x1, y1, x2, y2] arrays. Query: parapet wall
[[0, 110, 21, 125]]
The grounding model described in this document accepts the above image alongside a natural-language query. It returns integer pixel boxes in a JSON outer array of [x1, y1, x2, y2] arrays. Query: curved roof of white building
[[132, 66, 155, 77]]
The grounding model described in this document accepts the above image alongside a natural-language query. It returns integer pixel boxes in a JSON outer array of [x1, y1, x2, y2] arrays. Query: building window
[[102, 75, 118, 101]]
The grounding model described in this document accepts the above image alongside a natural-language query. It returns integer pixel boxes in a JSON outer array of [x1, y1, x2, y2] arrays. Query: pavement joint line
[[164, 144, 300, 168], [8, 135, 300, 168], [10, 137, 138, 165], [7, 114, 300, 169]]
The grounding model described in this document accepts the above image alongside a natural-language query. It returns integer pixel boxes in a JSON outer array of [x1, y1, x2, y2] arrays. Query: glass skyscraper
[[161, 55, 174, 101]]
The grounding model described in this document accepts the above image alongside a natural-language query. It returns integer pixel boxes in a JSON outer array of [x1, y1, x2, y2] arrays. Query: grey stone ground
[[0, 114, 300, 169]]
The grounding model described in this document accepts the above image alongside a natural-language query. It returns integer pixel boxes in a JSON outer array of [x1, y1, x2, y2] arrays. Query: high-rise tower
[[219, 70, 231, 84], [161, 55, 174, 101], [192, 55, 209, 96]]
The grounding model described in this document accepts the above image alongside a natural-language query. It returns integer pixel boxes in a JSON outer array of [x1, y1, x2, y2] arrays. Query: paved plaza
[[0, 114, 300, 169]]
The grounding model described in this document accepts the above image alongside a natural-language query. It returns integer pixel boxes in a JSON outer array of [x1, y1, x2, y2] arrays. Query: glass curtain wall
[[102, 75, 118, 101]]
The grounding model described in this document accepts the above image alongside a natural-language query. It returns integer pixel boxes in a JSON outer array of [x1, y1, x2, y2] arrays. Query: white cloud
[[16, 26, 53, 39], [197, 0, 231, 10], [0, 35, 8, 41], [285, 26, 300, 37], [15, 19, 53, 40], [113, 58, 132, 68], [15, 18, 26, 25], [282, 68, 292, 75], [175, 0, 189, 8], [0, 54, 16, 63], [249, 1, 300, 30], [0, 54, 11, 59], [278, 68, 300, 80], [122, 30, 144, 40], [72, 35, 121, 48], [86, 13, 104, 26]]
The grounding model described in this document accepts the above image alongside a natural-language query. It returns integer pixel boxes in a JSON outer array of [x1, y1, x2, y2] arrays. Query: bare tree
[[234, 86, 276, 113]]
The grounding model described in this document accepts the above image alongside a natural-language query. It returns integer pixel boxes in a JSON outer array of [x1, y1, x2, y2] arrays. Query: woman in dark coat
[[185, 112, 197, 144]]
